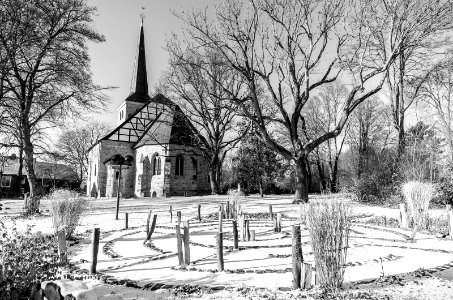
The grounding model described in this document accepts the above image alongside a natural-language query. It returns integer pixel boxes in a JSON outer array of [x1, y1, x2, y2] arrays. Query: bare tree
[[175, 0, 415, 202], [57, 122, 110, 188], [0, 0, 107, 213], [160, 46, 247, 194], [380, 0, 453, 157], [303, 82, 349, 193], [419, 58, 453, 165]]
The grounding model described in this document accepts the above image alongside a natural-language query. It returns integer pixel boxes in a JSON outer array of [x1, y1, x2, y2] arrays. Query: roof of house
[[2, 160, 78, 181]]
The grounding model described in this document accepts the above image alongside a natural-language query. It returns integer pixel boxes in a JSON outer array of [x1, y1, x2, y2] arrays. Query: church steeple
[[125, 21, 151, 104], [135, 22, 148, 96]]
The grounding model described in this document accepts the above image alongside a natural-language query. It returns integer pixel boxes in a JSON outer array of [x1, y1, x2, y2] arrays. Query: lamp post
[[104, 154, 133, 220], [0, 153, 16, 197]]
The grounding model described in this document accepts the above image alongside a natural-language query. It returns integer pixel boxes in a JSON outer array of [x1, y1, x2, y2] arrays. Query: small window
[[153, 155, 162, 175], [94, 164, 97, 176], [175, 155, 184, 176], [1, 176, 11, 187], [115, 171, 119, 179], [191, 157, 197, 179]]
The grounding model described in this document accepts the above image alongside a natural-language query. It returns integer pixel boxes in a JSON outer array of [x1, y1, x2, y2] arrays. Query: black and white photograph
[[1, 0, 453, 299]]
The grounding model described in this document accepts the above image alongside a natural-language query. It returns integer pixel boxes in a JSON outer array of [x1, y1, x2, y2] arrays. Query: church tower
[[117, 22, 151, 124]]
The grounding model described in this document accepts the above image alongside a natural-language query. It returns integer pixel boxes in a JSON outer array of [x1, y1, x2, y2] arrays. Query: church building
[[86, 24, 211, 198]]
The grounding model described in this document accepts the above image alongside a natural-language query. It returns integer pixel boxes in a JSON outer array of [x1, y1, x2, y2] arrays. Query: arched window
[[175, 155, 184, 176], [153, 155, 162, 175], [94, 164, 97, 176], [191, 157, 197, 179]]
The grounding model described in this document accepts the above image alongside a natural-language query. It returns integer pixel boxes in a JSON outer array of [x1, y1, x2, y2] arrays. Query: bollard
[[146, 210, 152, 237], [250, 230, 256, 241], [146, 215, 157, 240], [226, 201, 230, 219], [177, 211, 182, 226], [197, 204, 201, 222], [218, 207, 223, 233], [90, 228, 100, 274], [269, 204, 273, 221], [245, 220, 250, 241], [216, 232, 224, 271], [183, 221, 190, 265], [232, 220, 239, 249], [292, 225, 302, 289], [125, 213, 129, 229], [176, 224, 183, 265], [276, 213, 282, 232], [239, 214, 245, 242], [169, 205, 173, 223]]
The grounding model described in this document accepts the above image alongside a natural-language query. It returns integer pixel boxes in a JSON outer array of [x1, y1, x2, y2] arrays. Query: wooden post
[[447, 204, 452, 236], [183, 221, 190, 265], [115, 166, 122, 220], [197, 204, 201, 222], [448, 210, 453, 240], [226, 201, 230, 219], [90, 228, 100, 274], [57, 229, 67, 263], [239, 214, 245, 242], [216, 232, 224, 272], [250, 230, 256, 241], [232, 201, 237, 220], [218, 206, 223, 233], [292, 225, 302, 289], [232, 220, 239, 249], [146, 215, 157, 240], [176, 224, 184, 265], [146, 210, 152, 237], [269, 204, 273, 221], [169, 205, 173, 223], [125, 213, 129, 230], [245, 220, 250, 241], [276, 213, 282, 232], [399, 203, 409, 228], [301, 262, 313, 289], [177, 211, 182, 226]]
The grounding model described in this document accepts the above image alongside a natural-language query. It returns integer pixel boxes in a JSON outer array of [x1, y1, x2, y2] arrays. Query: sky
[[85, 0, 211, 125]]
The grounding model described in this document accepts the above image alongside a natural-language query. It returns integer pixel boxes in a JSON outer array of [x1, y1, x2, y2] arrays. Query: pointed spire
[[135, 22, 148, 96]]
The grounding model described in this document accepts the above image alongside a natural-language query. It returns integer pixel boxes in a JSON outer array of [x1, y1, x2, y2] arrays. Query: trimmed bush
[[47, 189, 87, 239], [306, 200, 352, 292], [402, 181, 435, 232], [0, 221, 67, 299]]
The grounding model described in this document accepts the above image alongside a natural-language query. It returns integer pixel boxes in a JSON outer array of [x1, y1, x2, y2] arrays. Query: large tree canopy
[[0, 0, 106, 213], [176, 0, 433, 202]]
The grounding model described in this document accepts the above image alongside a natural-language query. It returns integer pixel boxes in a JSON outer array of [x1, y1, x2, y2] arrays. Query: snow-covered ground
[[2, 194, 453, 299]]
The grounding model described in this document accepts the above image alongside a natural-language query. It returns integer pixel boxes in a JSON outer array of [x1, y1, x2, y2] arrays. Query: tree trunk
[[16, 144, 23, 197], [397, 51, 406, 158], [316, 156, 327, 191], [293, 158, 309, 203], [23, 125, 39, 214], [259, 179, 264, 197], [209, 168, 220, 194], [330, 157, 339, 193]]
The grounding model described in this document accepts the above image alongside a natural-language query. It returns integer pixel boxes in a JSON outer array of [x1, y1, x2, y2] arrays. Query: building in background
[[87, 24, 210, 198], [0, 160, 79, 198]]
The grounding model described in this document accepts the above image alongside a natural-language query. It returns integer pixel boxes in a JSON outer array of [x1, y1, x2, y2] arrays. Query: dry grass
[[47, 189, 87, 239], [306, 200, 352, 292], [402, 181, 434, 232]]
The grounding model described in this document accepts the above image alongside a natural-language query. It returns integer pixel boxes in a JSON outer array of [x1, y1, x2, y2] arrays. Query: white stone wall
[[134, 145, 166, 197]]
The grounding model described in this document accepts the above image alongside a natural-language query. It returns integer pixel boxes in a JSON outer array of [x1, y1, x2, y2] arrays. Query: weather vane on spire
[[140, 6, 146, 23]]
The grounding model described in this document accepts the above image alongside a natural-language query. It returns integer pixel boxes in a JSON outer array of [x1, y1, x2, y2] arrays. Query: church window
[[175, 155, 184, 176], [94, 164, 96, 176], [153, 155, 162, 175], [191, 157, 197, 179]]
